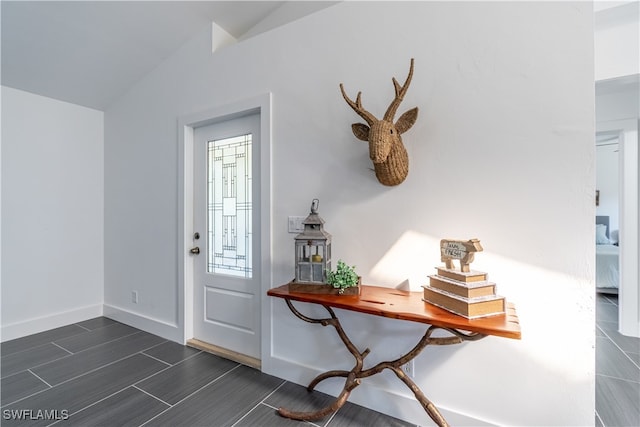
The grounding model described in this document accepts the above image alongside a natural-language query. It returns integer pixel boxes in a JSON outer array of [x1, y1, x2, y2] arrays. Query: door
[[192, 113, 261, 359]]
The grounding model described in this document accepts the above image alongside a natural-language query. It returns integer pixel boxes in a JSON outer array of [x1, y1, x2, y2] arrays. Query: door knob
[[190, 247, 200, 255]]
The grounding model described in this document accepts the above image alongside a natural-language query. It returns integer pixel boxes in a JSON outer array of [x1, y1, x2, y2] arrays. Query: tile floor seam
[[2, 352, 168, 409], [596, 372, 640, 384], [1, 341, 69, 360], [0, 368, 36, 386], [595, 293, 640, 427], [595, 410, 604, 427], [323, 406, 340, 427], [131, 358, 179, 388], [0, 325, 88, 355], [132, 385, 173, 407], [137, 363, 244, 427], [228, 379, 289, 427], [75, 320, 120, 331], [138, 340, 171, 356], [259, 379, 287, 403], [255, 402, 324, 427], [132, 350, 210, 387], [0, 369, 53, 408], [141, 348, 203, 367], [138, 352, 172, 367], [73, 324, 92, 332], [27, 368, 53, 388], [626, 356, 640, 370], [52, 329, 154, 355], [229, 401, 265, 427], [0, 343, 74, 380], [49, 341, 74, 355], [597, 328, 640, 370], [46, 385, 137, 426], [137, 404, 170, 427], [35, 351, 162, 390], [58, 352, 205, 424]]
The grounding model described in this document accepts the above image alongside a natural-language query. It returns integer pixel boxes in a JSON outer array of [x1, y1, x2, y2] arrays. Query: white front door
[[192, 113, 261, 359]]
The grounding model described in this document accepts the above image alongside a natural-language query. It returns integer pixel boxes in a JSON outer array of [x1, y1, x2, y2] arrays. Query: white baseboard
[[103, 304, 182, 343], [263, 355, 494, 426], [2, 303, 182, 346], [1, 304, 103, 342]]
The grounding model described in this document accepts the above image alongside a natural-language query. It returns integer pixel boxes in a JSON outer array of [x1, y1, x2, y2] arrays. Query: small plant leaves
[[326, 260, 358, 290]]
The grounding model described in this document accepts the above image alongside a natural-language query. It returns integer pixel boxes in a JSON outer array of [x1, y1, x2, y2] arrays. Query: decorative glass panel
[[207, 134, 252, 277]]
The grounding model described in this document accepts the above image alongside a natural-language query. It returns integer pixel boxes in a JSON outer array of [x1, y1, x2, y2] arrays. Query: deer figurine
[[340, 59, 418, 186]]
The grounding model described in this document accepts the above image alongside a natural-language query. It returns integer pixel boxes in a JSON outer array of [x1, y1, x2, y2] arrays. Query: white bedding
[[596, 244, 619, 290]]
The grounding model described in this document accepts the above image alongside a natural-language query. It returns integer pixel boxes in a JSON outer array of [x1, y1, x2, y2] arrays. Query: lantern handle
[[311, 198, 319, 214]]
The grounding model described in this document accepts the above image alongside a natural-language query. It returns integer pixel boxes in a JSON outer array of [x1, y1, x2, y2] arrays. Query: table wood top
[[268, 284, 521, 339]]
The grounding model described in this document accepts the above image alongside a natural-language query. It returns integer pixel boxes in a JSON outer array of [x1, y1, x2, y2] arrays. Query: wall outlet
[[288, 216, 306, 233], [132, 291, 138, 304], [401, 360, 415, 378]]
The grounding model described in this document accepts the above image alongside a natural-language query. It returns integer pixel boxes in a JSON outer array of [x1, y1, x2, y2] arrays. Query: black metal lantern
[[294, 199, 332, 284]]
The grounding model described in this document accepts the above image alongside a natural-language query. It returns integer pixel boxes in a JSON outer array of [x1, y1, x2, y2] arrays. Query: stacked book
[[422, 267, 505, 319]]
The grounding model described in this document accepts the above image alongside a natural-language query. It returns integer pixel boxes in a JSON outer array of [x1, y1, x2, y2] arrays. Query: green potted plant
[[326, 260, 360, 295]]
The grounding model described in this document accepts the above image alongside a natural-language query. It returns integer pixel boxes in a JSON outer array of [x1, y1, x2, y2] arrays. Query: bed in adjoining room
[[596, 215, 619, 294]]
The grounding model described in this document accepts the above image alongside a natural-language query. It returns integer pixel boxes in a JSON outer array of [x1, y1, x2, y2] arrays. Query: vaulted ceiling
[[3, 1, 637, 111], [1, 1, 337, 110]]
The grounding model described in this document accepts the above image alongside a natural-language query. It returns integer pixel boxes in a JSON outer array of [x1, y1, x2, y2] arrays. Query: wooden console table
[[267, 283, 521, 427]]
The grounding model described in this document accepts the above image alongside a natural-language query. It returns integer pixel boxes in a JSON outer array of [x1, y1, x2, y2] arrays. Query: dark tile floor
[[595, 293, 640, 427], [3, 299, 638, 427], [0, 318, 416, 427]]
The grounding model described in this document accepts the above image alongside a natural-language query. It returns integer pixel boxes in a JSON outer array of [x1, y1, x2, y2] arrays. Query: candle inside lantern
[[293, 199, 331, 284]]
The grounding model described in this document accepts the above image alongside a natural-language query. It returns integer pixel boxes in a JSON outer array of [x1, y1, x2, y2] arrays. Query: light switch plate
[[288, 216, 306, 233]]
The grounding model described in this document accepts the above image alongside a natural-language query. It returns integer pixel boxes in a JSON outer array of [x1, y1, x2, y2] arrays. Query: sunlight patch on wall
[[369, 230, 595, 382], [369, 230, 441, 290], [467, 251, 595, 383]]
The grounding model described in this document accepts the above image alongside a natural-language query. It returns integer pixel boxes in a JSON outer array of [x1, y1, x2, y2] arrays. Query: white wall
[[594, 1, 639, 81], [1, 86, 104, 340], [597, 83, 640, 121], [596, 142, 619, 236], [104, 2, 594, 425]]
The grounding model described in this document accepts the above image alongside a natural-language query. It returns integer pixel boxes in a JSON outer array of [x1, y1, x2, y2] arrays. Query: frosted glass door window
[[207, 134, 252, 277]]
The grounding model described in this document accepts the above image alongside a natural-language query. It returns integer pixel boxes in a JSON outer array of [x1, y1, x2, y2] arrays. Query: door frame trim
[[177, 93, 272, 355], [596, 118, 639, 337]]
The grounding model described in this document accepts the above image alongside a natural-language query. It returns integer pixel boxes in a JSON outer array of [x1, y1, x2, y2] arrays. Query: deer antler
[[383, 58, 415, 121], [339, 84, 376, 126]]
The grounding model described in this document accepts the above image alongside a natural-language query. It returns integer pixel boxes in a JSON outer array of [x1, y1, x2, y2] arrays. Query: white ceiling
[[594, 1, 640, 95], [3, 1, 636, 111], [1, 1, 337, 110]]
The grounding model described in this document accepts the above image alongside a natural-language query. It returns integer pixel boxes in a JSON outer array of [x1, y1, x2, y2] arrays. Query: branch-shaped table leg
[[277, 299, 486, 426], [277, 372, 360, 421]]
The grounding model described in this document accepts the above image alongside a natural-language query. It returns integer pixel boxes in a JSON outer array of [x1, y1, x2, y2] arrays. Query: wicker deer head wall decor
[[340, 58, 418, 186]]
